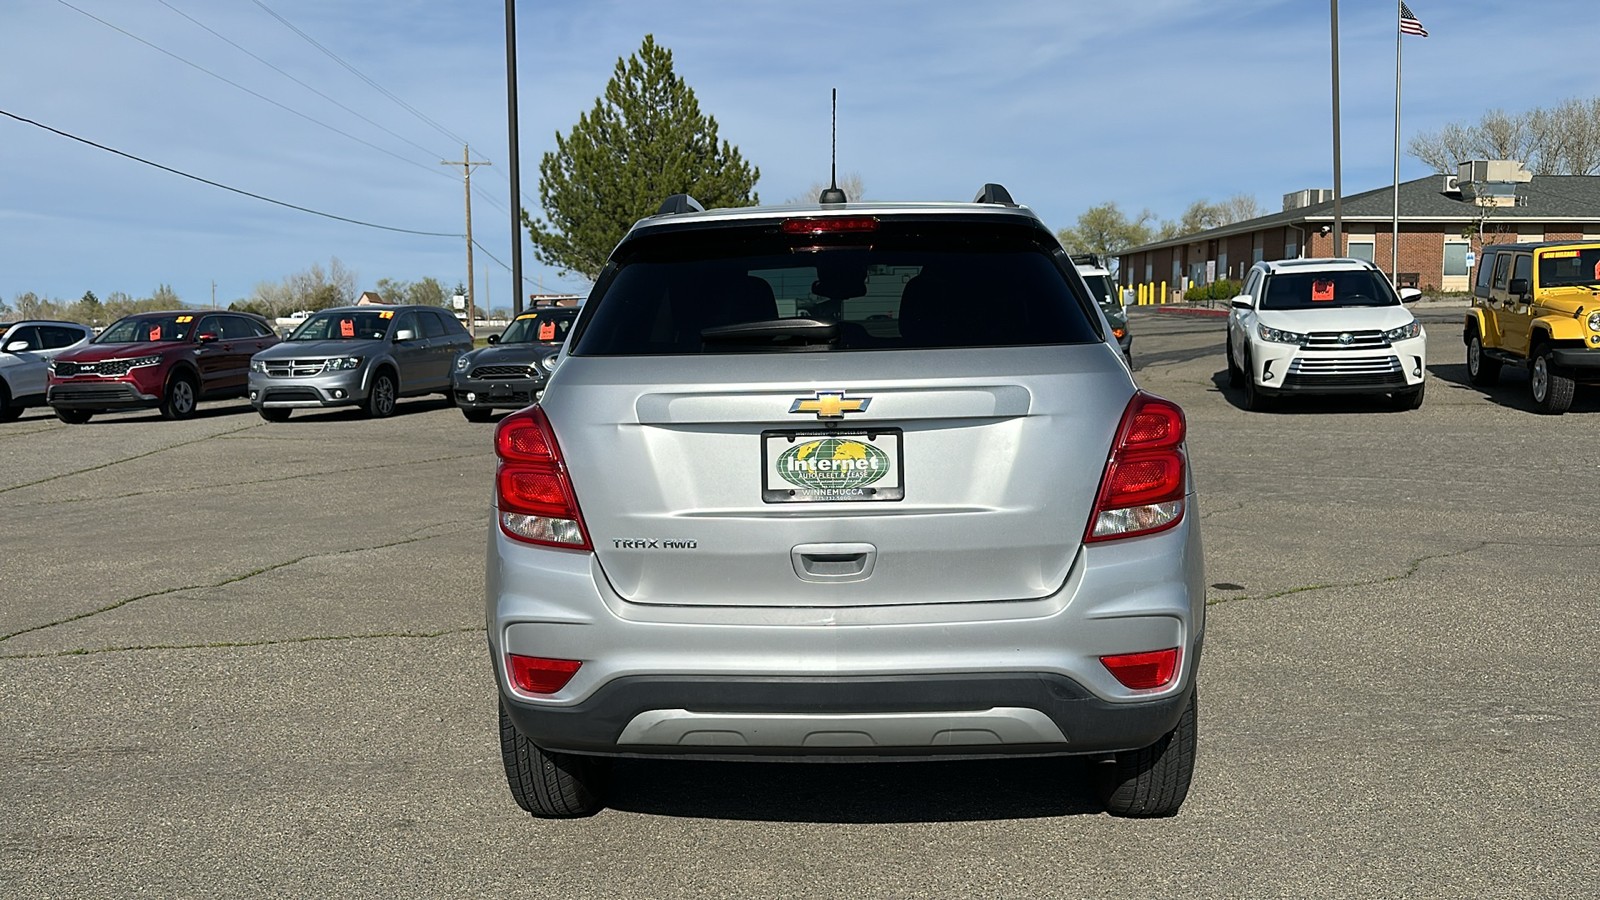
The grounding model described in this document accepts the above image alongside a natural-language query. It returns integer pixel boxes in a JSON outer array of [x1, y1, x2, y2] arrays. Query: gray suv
[[488, 185, 1204, 819], [249, 305, 473, 420]]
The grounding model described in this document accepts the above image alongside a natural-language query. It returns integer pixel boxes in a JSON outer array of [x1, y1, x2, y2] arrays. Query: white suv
[[1226, 258, 1425, 410]]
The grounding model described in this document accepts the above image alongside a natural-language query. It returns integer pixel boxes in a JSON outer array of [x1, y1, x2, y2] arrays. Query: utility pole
[[505, 0, 525, 316], [442, 144, 490, 336]]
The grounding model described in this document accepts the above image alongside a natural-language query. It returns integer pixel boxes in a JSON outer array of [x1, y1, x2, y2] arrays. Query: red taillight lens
[[494, 406, 591, 550], [1085, 392, 1187, 543], [781, 216, 879, 235], [507, 654, 582, 695], [1101, 648, 1180, 690]]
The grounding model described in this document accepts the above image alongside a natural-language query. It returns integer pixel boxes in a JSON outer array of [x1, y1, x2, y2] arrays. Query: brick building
[[1116, 173, 1600, 296]]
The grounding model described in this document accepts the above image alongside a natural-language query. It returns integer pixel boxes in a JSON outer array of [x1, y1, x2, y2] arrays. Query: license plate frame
[[760, 428, 904, 503]]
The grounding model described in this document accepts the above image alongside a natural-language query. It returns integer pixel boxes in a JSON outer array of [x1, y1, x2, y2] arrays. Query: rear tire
[[159, 373, 198, 420], [498, 700, 609, 818], [1466, 332, 1500, 386], [1530, 345, 1574, 415], [1098, 690, 1197, 819], [363, 371, 397, 418], [54, 408, 92, 424]]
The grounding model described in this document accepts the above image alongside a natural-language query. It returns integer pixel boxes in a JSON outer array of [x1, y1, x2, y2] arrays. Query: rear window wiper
[[700, 318, 840, 345]]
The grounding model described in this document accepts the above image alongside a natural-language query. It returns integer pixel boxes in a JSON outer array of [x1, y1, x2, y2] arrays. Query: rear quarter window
[[571, 219, 1101, 355]]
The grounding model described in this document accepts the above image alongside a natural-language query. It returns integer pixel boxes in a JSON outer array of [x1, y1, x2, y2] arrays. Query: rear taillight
[[495, 406, 591, 550], [1084, 392, 1187, 542], [1100, 648, 1180, 690], [507, 654, 582, 694]]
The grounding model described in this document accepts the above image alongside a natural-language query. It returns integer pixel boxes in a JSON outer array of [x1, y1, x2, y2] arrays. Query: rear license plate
[[761, 429, 904, 503]]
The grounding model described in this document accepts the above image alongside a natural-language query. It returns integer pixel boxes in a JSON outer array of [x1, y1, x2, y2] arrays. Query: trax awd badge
[[613, 539, 697, 550], [790, 390, 871, 420]]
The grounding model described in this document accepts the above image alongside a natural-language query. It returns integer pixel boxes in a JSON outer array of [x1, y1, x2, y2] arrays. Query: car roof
[[1255, 257, 1381, 274], [308, 304, 438, 314], [619, 185, 1044, 242], [3, 319, 88, 328], [1480, 240, 1600, 253]]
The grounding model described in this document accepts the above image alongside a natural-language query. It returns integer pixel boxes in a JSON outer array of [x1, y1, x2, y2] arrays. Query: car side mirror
[[393, 329, 416, 342], [1230, 295, 1253, 310], [486, 334, 499, 345], [1508, 278, 1529, 297], [196, 332, 219, 344], [3, 340, 27, 353], [1398, 287, 1423, 303]]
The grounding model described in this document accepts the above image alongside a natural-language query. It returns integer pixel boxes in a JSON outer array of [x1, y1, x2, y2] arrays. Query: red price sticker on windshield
[[538, 320, 557, 340], [339, 319, 355, 338], [1311, 279, 1335, 302], [148, 326, 162, 340]]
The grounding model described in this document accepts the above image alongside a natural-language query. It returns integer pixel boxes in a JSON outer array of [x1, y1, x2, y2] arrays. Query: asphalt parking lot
[[3, 309, 1596, 899]]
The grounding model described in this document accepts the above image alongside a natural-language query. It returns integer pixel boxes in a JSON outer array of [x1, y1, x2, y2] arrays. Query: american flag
[[1400, 2, 1429, 37]]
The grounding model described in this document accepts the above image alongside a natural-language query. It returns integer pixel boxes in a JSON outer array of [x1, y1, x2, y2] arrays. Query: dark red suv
[[47, 310, 278, 423]]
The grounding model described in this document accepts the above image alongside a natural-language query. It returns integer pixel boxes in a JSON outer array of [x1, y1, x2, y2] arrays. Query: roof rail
[[656, 194, 705, 216], [973, 183, 1015, 205]]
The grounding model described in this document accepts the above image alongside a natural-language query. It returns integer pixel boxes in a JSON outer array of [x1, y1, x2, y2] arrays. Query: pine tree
[[522, 35, 760, 279]]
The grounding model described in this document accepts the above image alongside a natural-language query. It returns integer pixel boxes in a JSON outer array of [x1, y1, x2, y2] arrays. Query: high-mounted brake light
[[1100, 648, 1180, 690], [781, 216, 879, 235], [507, 654, 582, 695], [1084, 392, 1187, 542], [494, 406, 591, 550]]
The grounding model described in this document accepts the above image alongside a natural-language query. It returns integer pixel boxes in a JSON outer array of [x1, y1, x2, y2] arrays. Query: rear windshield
[[1537, 247, 1600, 288], [1260, 269, 1400, 310], [570, 219, 1100, 355]]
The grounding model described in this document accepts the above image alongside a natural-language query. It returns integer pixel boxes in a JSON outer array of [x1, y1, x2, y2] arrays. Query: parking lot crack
[[0, 625, 486, 661], [0, 421, 265, 495], [45, 453, 485, 504], [1206, 541, 1492, 607], [0, 524, 479, 646]]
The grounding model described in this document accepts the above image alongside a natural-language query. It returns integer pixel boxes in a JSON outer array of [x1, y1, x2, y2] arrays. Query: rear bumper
[[488, 494, 1206, 759], [499, 670, 1197, 760]]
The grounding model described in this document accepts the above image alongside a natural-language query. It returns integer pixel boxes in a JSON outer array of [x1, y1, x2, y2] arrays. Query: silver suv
[[488, 185, 1204, 818], [248, 305, 472, 420]]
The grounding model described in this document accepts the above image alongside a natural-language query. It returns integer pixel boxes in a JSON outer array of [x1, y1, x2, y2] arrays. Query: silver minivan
[[488, 186, 1204, 818], [249, 304, 472, 420]]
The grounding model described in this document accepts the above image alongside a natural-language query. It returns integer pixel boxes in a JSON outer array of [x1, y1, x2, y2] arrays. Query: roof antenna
[[819, 88, 847, 204]]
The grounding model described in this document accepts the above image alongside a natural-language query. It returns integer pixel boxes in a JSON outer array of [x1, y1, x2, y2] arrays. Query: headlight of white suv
[[322, 356, 362, 371], [1257, 323, 1307, 344], [1383, 319, 1422, 342]]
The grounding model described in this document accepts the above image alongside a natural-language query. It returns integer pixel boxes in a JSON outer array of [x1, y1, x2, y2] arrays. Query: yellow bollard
[[1160, 281, 1168, 305]]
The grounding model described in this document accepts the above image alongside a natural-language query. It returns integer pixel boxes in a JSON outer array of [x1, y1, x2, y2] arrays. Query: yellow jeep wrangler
[[1465, 241, 1600, 414]]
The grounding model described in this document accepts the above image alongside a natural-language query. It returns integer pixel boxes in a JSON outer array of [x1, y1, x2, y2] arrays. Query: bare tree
[[786, 172, 866, 204], [1409, 97, 1600, 174]]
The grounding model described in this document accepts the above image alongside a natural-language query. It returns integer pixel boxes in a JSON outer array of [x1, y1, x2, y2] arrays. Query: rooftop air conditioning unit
[[1441, 174, 1461, 195]]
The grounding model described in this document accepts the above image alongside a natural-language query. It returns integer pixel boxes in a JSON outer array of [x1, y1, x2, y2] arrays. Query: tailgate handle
[[791, 543, 877, 583]]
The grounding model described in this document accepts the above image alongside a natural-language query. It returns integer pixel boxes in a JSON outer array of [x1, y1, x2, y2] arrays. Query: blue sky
[[2, 0, 1591, 310]]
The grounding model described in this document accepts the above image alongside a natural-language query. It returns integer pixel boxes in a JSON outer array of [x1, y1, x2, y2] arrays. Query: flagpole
[[1392, 0, 1403, 284], [1330, 0, 1343, 256]]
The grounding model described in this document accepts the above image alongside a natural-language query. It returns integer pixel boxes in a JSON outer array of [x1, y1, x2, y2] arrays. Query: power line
[[153, 0, 452, 166], [0, 108, 462, 238], [52, 0, 453, 184], [251, 0, 467, 148]]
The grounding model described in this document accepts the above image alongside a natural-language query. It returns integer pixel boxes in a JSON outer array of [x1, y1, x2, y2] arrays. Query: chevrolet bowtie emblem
[[790, 391, 871, 419]]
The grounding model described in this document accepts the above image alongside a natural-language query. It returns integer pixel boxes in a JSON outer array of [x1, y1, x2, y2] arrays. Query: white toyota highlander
[[1226, 258, 1426, 411]]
